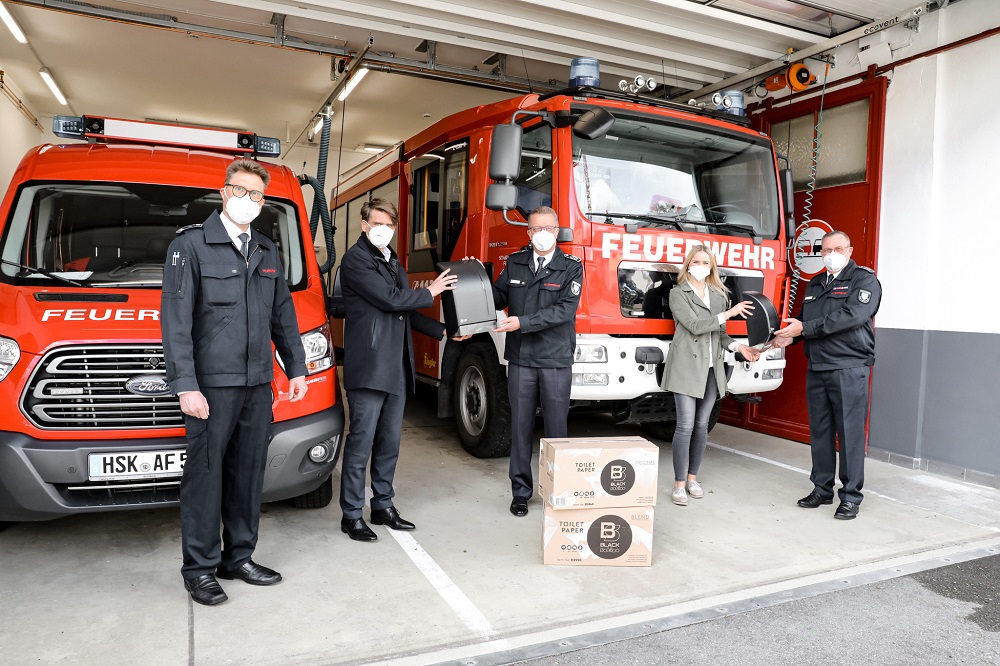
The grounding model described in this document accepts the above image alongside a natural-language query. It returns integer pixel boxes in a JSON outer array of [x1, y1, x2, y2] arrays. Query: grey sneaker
[[686, 480, 704, 499], [671, 486, 688, 506]]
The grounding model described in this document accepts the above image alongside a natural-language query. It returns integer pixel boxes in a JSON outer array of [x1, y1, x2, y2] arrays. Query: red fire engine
[[329, 85, 794, 457], [0, 116, 344, 521]]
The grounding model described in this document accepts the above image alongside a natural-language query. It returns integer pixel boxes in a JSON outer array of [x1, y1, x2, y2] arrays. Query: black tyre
[[640, 398, 723, 442], [453, 342, 511, 458], [291, 474, 333, 509]]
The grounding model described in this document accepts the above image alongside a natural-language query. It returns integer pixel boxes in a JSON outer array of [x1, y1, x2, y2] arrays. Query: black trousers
[[806, 365, 870, 504], [179, 383, 272, 580], [340, 371, 407, 519], [508, 363, 572, 499]]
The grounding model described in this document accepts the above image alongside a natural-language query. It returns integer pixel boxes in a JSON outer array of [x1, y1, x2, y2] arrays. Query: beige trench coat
[[661, 282, 736, 399]]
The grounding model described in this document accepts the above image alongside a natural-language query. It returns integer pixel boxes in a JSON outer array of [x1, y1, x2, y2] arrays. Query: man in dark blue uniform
[[162, 159, 308, 605], [774, 230, 881, 520], [492, 206, 583, 517]]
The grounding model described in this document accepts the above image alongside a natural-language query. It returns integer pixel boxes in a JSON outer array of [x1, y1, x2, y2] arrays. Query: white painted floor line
[[383, 528, 500, 641], [354, 481, 501, 643], [706, 442, 811, 476], [707, 441, 1000, 533]]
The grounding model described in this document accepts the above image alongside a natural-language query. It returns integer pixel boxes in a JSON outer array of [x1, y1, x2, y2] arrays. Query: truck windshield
[[572, 110, 780, 239], [0, 182, 306, 289]]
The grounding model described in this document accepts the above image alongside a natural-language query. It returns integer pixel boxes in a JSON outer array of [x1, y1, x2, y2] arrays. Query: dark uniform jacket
[[161, 211, 306, 394], [492, 247, 583, 368], [340, 233, 445, 395], [796, 259, 881, 371]]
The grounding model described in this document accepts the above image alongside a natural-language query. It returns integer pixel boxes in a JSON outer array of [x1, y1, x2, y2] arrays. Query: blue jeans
[[671, 372, 718, 482]]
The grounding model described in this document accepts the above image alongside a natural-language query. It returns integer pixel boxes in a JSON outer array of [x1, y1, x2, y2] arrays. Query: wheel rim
[[458, 364, 488, 438]]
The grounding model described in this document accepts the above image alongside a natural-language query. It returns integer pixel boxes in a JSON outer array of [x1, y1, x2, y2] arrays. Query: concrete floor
[[2, 393, 1000, 666]]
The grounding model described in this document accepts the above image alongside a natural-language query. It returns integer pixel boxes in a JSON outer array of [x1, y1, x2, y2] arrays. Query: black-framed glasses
[[226, 183, 265, 203], [528, 225, 557, 234], [820, 246, 850, 256]]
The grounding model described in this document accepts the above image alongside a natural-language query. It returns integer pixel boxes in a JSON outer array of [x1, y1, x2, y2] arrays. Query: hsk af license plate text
[[88, 450, 187, 480]]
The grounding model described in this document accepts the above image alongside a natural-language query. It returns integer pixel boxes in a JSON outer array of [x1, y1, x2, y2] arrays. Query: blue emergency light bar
[[52, 115, 281, 158]]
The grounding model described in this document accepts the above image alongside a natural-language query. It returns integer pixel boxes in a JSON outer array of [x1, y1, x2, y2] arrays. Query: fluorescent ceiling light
[[337, 68, 369, 102], [39, 68, 67, 106], [361, 144, 387, 153], [312, 116, 325, 135], [0, 3, 27, 43]]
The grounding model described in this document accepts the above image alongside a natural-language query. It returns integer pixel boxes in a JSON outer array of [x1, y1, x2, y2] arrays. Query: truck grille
[[22, 345, 182, 430]]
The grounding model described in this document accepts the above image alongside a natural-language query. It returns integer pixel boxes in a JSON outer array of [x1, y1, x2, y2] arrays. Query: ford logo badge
[[125, 374, 171, 397]]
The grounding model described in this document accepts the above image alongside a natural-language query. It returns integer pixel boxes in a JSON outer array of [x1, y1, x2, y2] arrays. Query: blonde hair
[[677, 245, 729, 296]]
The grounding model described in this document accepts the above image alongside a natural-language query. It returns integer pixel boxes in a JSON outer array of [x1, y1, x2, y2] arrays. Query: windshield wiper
[[594, 212, 684, 231], [695, 219, 758, 237], [1, 259, 86, 287]]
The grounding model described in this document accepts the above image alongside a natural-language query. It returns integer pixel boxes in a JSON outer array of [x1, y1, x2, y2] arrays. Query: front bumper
[[0, 403, 344, 522]]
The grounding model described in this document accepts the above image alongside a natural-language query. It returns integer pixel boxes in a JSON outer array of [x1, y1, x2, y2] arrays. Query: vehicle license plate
[[88, 450, 187, 480]]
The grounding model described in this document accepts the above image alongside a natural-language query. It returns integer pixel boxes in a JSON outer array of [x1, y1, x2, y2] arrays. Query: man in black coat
[[492, 206, 583, 517], [162, 159, 308, 606], [774, 230, 881, 521], [338, 199, 460, 541]]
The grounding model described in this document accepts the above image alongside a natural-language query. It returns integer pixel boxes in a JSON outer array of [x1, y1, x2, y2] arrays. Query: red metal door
[[721, 76, 886, 442]]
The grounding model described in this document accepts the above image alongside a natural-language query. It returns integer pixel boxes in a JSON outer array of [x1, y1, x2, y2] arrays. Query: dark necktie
[[536, 257, 544, 274], [825, 273, 832, 286], [238, 233, 249, 260]]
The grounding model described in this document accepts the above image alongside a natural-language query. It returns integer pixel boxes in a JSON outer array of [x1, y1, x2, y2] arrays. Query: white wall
[[877, 0, 1000, 335], [0, 72, 44, 198]]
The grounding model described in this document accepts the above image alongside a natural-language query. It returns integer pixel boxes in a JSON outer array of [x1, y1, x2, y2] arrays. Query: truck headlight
[[275, 323, 334, 375], [0, 336, 19, 382], [574, 344, 608, 363], [765, 346, 785, 360]]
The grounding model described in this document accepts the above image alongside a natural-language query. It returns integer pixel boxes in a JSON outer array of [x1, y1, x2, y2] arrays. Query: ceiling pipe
[[681, 2, 936, 101]]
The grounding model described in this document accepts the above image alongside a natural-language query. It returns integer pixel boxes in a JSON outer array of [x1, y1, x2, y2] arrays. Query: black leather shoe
[[370, 507, 416, 530], [510, 497, 529, 517], [184, 574, 227, 606], [341, 517, 378, 541], [835, 501, 859, 520], [797, 491, 834, 508], [217, 559, 282, 586]]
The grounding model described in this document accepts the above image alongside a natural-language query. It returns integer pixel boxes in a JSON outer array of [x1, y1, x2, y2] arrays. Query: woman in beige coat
[[662, 246, 760, 506]]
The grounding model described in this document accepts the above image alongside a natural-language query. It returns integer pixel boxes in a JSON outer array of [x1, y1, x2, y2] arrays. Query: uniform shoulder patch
[[175, 223, 203, 235], [563, 253, 581, 262], [857, 265, 875, 274], [510, 247, 530, 255]]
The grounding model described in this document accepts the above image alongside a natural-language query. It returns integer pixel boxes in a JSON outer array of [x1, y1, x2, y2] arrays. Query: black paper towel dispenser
[[435, 260, 498, 337]]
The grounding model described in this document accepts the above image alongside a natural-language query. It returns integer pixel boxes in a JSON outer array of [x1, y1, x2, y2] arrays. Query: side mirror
[[327, 267, 345, 319], [485, 183, 518, 212], [489, 123, 523, 181], [572, 107, 615, 140]]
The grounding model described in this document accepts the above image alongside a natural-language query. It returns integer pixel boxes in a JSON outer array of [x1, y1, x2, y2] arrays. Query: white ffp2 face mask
[[224, 192, 261, 226], [530, 230, 556, 253], [823, 252, 848, 273], [367, 223, 394, 249], [688, 265, 711, 282]]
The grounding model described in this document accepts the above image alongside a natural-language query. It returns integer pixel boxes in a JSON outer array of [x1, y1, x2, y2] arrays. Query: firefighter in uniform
[[492, 206, 583, 517], [162, 159, 308, 606], [774, 230, 881, 520]]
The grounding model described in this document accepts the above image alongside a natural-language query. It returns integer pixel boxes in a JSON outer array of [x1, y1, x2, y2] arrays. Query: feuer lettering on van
[[41, 309, 160, 322], [600, 233, 775, 270]]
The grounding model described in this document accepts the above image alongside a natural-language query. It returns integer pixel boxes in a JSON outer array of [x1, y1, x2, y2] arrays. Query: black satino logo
[[600, 459, 635, 496], [587, 515, 633, 559]]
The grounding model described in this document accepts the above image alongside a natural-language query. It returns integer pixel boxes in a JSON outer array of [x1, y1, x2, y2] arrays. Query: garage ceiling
[[0, 0, 929, 174]]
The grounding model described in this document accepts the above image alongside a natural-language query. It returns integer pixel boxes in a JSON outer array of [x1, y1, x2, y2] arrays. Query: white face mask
[[823, 252, 848, 273], [688, 265, 711, 282], [366, 223, 394, 249], [530, 230, 556, 253], [223, 191, 261, 226]]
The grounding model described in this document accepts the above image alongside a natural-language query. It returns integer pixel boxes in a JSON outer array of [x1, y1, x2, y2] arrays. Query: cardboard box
[[539, 436, 658, 510], [543, 505, 654, 566]]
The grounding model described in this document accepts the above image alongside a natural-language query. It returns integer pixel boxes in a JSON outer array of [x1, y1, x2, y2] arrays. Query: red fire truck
[[329, 86, 793, 457], [0, 116, 344, 521]]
